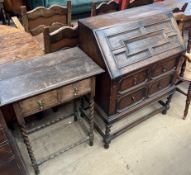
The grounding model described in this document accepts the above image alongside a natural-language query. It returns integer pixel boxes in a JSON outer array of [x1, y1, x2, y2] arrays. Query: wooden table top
[[0, 25, 44, 65], [0, 47, 104, 106]]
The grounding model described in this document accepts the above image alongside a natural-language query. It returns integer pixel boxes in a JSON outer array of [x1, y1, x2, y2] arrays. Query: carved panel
[[95, 15, 184, 78]]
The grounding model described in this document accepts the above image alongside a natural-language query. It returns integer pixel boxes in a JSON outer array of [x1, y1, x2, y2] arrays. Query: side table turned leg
[[20, 125, 40, 175], [162, 94, 173, 115], [89, 96, 94, 146], [183, 83, 191, 120]]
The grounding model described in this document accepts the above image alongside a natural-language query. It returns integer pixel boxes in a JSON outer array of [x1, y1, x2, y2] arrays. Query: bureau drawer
[[149, 75, 173, 95], [151, 58, 176, 78], [117, 88, 147, 112], [57, 78, 91, 103], [119, 69, 148, 93], [14, 90, 58, 117], [0, 129, 7, 145]]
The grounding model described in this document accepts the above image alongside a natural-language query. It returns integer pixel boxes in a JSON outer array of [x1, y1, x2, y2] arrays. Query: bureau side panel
[[79, 22, 105, 69], [79, 22, 111, 114]]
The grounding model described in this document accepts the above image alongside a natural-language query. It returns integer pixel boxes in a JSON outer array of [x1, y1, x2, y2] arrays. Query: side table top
[[0, 47, 104, 106]]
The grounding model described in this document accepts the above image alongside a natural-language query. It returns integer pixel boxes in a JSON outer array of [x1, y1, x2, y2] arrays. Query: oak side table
[[0, 47, 104, 174]]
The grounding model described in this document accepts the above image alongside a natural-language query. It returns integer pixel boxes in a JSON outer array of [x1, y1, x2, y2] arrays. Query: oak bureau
[[79, 4, 186, 148], [0, 47, 103, 174]]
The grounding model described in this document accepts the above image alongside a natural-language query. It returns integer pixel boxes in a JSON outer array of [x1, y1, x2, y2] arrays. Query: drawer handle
[[157, 83, 162, 90], [131, 96, 135, 102], [162, 67, 167, 73], [73, 87, 79, 96], [37, 100, 44, 110], [133, 77, 137, 85]]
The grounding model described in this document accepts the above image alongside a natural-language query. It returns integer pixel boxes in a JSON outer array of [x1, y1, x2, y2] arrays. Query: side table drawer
[[14, 90, 58, 117], [13, 78, 92, 118], [57, 78, 92, 103]]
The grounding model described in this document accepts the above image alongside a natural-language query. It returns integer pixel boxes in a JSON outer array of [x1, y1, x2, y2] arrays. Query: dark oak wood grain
[[0, 47, 103, 106], [0, 47, 103, 174], [79, 4, 186, 148]]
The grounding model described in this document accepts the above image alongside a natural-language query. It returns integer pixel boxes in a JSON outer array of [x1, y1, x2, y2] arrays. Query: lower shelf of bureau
[[94, 87, 175, 149]]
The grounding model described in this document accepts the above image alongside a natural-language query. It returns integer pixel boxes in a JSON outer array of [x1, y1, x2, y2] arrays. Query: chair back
[[43, 25, 79, 54], [21, 1, 72, 36], [188, 26, 191, 53], [175, 14, 191, 78], [178, 15, 191, 52], [91, 0, 122, 16]]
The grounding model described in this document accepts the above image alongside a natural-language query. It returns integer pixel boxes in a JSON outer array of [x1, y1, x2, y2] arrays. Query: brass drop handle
[[133, 77, 137, 85], [157, 83, 162, 89], [73, 86, 79, 96], [37, 100, 44, 110], [131, 96, 135, 102], [162, 67, 167, 73]]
